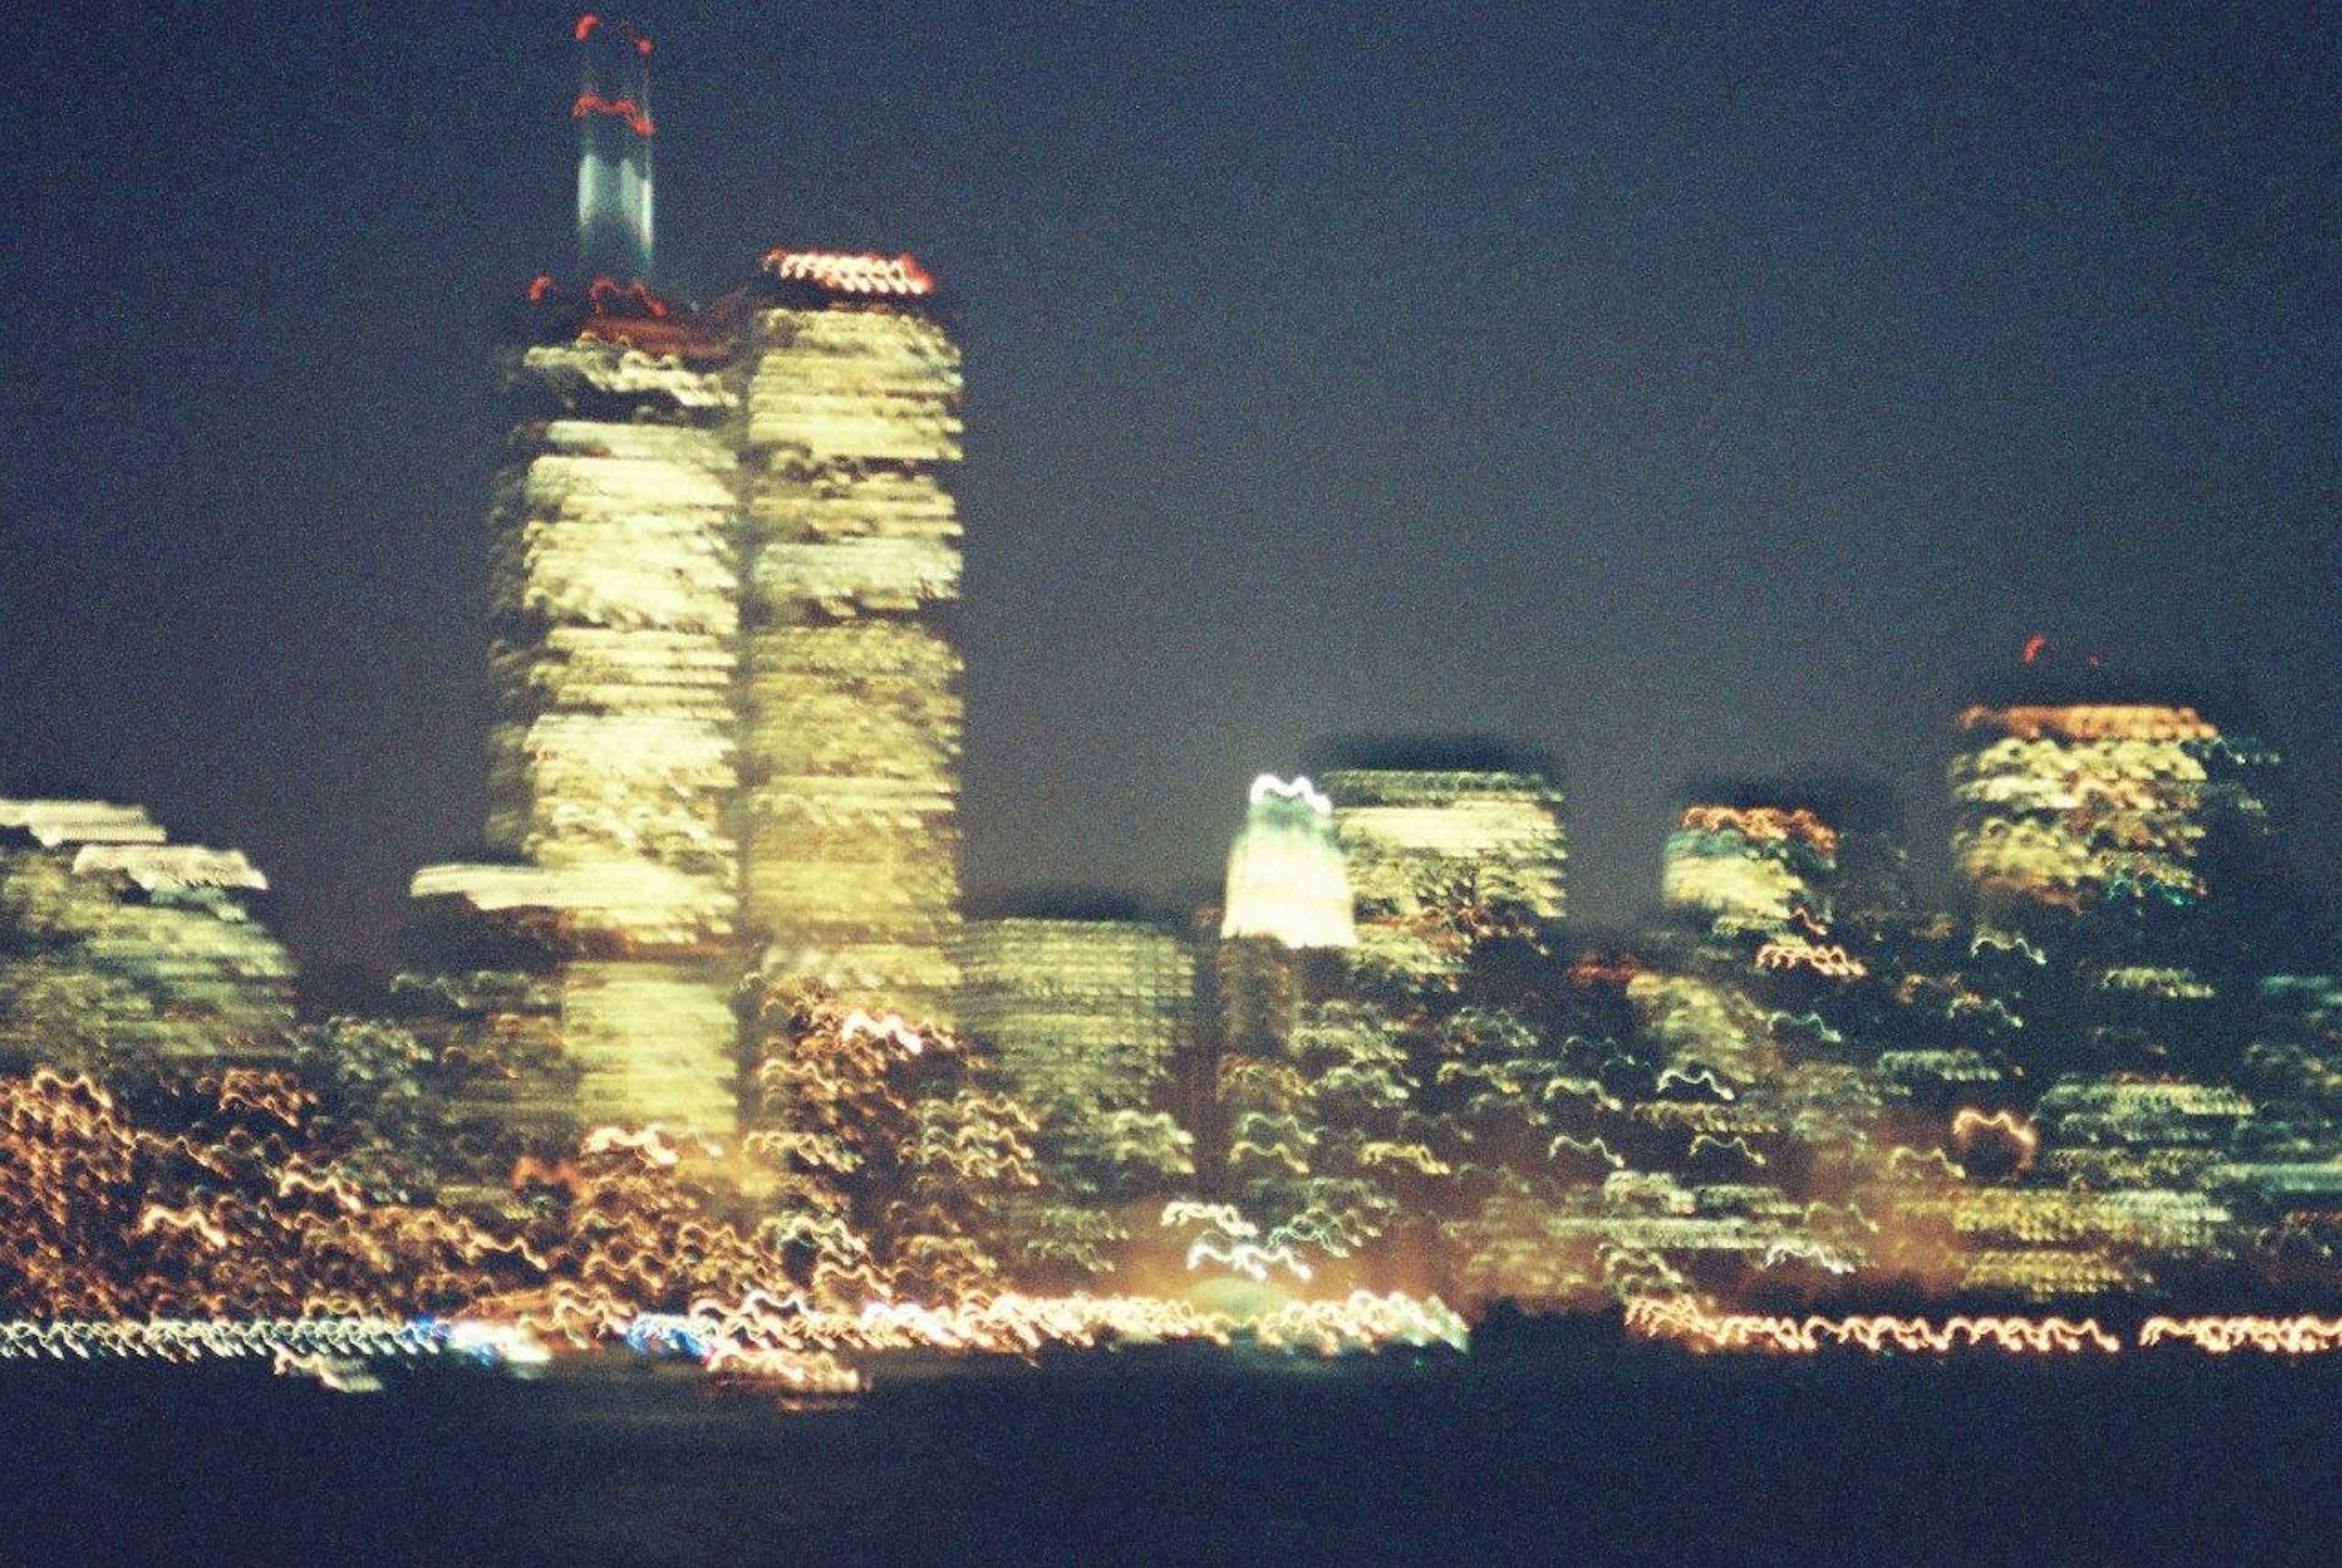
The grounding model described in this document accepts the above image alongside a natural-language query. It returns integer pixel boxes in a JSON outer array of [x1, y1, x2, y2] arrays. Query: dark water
[[4, 1346, 2340, 1566]]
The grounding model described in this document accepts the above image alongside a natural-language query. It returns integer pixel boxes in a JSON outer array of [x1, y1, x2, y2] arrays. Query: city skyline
[[5, 4, 2336, 981], [1, 15, 2339, 1557]]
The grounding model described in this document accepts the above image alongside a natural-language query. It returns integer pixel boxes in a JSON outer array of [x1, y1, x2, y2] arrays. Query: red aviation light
[[527, 273, 556, 303], [586, 276, 670, 317], [637, 34, 653, 55], [762, 249, 937, 296], [573, 93, 654, 135], [2022, 633, 2048, 664], [575, 13, 600, 40]]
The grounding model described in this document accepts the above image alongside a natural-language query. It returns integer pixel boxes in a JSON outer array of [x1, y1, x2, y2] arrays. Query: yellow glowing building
[[1212, 773, 1355, 1068], [0, 800, 295, 1076], [1947, 686, 2279, 1072], [1220, 776, 1355, 950], [410, 247, 975, 1137], [1661, 804, 1838, 936], [413, 286, 742, 1137], [1950, 703, 2221, 914], [728, 250, 964, 1025], [961, 913, 1195, 1114], [1318, 746, 1567, 983]]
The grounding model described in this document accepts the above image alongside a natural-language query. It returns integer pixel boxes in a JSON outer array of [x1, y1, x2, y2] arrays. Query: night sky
[[5, 2, 2337, 978]]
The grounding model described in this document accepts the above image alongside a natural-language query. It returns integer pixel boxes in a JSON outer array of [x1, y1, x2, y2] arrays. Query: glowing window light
[[69, 845, 267, 893], [1, 800, 296, 1073], [1323, 767, 1567, 979], [1950, 703, 2233, 912], [1663, 856, 1801, 924], [1678, 806, 1838, 856], [961, 918, 1195, 1110], [412, 313, 742, 1137], [1753, 938, 1867, 978], [0, 801, 167, 849], [734, 286, 964, 1024], [1955, 704, 2219, 743]]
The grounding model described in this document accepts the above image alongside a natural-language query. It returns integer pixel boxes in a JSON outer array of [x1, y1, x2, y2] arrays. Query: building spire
[[573, 14, 654, 284]]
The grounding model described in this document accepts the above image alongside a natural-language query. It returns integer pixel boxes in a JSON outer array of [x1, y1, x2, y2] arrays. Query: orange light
[[1755, 938, 1867, 978], [1627, 1297, 2121, 1355], [1955, 703, 2219, 742], [572, 93, 654, 136], [2140, 1316, 2342, 1354], [584, 276, 670, 317], [575, 14, 600, 41], [1679, 805, 1838, 856]]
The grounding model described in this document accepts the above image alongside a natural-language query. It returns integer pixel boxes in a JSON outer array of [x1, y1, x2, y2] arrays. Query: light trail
[[1625, 1297, 2120, 1355], [2138, 1316, 2342, 1355], [1951, 1107, 2040, 1172]]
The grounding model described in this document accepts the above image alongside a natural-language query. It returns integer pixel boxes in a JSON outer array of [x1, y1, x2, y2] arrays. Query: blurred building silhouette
[[1313, 739, 1568, 987], [962, 900, 1195, 1119], [728, 249, 964, 1026], [0, 800, 295, 1078], [1948, 655, 2283, 1075]]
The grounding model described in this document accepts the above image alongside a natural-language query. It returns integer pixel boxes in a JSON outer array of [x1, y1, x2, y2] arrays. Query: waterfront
[[6, 1346, 2340, 1565]]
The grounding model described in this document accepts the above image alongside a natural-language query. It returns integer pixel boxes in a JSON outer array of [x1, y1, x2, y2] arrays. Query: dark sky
[[5, 2, 2337, 976]]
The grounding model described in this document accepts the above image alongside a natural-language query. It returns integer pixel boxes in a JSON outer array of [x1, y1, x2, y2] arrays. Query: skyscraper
[[410, 276, 743, 1138], [0, 800, 295, 1077], [404, 34, 971, 1143], [961, 909, 1195, 1117], [1316, 742, 1568, 986], [1947, 657, 2279, 1073], [1210, 773, 1354, 1072], [1661, 804, 1838, 937], [727, 249, 965, 1026], [1952, 701, 2224, 918], [1220, 775, 1355, 950]]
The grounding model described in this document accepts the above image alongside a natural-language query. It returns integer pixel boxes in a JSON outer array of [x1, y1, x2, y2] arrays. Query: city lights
[[1, 16, 2337, 1494]]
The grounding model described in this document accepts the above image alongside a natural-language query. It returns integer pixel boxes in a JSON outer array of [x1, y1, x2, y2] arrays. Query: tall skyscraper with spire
[[407, 18, 739, 1140], [403, 26, 970, 1147]]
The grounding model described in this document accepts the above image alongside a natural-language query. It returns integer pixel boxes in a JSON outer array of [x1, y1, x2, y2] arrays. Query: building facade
[[414, 290, 745, 1137], [0, 800, 295, 1078], [1948, 683, 2278, 1075], [728, 251, 966, 1026], [1661, 804, 1838, 937], [409, 241, 970, 1138], [1317, 747, 1568, 986], [961, 914, 1195, 1115], [1220, 774, 1355, 950], [401, 28, 970, 1137]]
